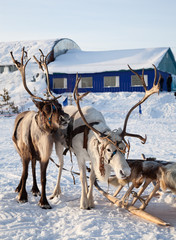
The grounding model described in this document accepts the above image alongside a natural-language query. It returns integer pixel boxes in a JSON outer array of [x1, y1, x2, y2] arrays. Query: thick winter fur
[[13, 100, 70, 209], [109, 159, 176, 195], [159, 163, 176, 193], [52, 105, 131, 209]]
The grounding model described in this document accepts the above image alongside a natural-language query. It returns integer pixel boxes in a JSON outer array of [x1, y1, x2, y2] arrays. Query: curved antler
[[33, 49, 61, 100], [120, 64, 161, 144], [10, 47, 45, 101], [73, 74, 126, 154]]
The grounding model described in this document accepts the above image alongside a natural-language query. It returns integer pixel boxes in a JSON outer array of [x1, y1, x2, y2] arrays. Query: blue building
[[1, 38, 175, 93], [48, 46, 176, 93]]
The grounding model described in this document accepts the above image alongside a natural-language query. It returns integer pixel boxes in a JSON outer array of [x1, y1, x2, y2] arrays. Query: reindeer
[[11, 48, 70, 209], [51, 65, 161, 210]]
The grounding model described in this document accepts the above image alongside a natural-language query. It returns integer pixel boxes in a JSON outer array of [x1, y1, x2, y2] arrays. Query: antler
[[10, 47, 45, 101], [33, 49, 61, 100], [120, 64, 161, 144], [73, 74, 126, 154]]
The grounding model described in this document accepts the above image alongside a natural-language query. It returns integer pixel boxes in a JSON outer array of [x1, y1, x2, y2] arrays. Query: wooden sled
[[94, 157, 176, 226]]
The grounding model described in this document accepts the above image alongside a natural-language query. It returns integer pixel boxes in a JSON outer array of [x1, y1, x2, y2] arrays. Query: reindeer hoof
[[32, 192, 41, 197], [49, 192, 61, 200], [17, 196, 28, 203], [18, 199, 28, 204], [38, 201, 52, 209], [31, 188, 41, 197]]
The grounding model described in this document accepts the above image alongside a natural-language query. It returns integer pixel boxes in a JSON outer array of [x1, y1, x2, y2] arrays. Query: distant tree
[[0, 88, 19, 114], [0, 88, 11, 104]]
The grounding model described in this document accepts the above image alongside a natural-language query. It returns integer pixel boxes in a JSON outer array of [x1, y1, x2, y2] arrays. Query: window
[[78, 77, 93, 88], [131, 75, 148, 87], [0, 66, 4, 74], [53, 78, 67, 89], [104, 76, 119, 87]]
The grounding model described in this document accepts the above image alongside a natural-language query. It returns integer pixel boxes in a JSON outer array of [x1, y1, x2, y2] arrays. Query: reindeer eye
[[107, 148, 111, 152]]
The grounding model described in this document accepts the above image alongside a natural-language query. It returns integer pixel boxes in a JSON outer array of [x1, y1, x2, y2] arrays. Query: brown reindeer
[[11, 48, 70, 209]]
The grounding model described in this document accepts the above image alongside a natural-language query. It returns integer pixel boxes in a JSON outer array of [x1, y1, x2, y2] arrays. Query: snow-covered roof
[[0, 38, 80, 65], [48, 47, 170, 74], [0, 39, 56, 65]]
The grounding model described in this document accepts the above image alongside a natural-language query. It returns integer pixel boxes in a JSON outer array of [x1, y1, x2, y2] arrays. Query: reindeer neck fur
[[87, 126, 125, 181], [35, 111, 56, 134], [88, 136, 111, 182]]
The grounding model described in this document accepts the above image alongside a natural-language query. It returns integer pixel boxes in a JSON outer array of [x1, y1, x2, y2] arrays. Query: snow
[[1, 43, 176, 239], [1, 83, 176, 239], [0, 40, 170, 74], [0, 39, 56, 65], [48, 47, 169, 74]]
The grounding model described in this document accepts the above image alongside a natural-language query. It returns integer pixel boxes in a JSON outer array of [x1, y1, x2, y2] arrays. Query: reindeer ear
[[32, 99, 45, 111]]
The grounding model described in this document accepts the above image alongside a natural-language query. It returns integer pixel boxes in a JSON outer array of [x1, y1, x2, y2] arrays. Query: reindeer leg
[[50, 156, 63, 199], [38, 160, 51, 209], [17, 158, 30, 203], [31, 159, 40, 196], [78, 160, 89, 209], [15, 177, 22, 193], [87, 169, 96, 209], [50, 143, 64, 199]]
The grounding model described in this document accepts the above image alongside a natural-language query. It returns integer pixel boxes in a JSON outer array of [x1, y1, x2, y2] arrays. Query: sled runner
[[94, 157, 176, 226]]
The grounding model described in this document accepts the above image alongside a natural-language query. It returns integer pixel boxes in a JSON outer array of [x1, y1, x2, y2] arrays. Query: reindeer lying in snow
[[11, 48, 70, 209], [51, 66, 161, 210], [94, 157, 176, 226], [107, 158, 176, 211]]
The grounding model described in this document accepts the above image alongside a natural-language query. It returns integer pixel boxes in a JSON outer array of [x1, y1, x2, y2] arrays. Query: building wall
[[0, 65, 17, 74], [158, 48, 176, 75], [49, 69, 169, 94]]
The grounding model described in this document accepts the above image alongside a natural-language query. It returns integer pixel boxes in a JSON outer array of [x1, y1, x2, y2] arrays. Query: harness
[[108, 149, 118, 164], [95, 139, 124, 176], [64, 121, 99, 155], [63, 112, 124, 177]]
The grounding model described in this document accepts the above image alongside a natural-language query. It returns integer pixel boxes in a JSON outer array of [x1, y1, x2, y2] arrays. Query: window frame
[[131, 74, 148, 87], [78, 77, 93, 88], [53, 77, 67, 89], [103, 76, 120, 88]]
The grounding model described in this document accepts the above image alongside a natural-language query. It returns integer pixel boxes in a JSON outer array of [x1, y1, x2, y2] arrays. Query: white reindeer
[[51, 66, 161, 209]]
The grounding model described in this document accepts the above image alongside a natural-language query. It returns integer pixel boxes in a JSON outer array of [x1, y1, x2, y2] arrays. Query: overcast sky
[[1, 0, 176, 55]]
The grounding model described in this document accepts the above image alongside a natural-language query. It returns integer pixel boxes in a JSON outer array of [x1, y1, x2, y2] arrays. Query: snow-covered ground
[[1, 79, 176, 239]]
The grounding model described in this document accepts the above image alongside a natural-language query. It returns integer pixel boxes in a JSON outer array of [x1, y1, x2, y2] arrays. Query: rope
[[49, 156, 91, 178], [49, 156, 80, 176]]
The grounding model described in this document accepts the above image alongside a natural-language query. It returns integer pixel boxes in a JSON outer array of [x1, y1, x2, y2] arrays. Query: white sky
[[0, 0, 176, 55]]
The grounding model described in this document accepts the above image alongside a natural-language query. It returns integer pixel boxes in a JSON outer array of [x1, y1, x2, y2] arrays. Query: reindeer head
[[93, 129, 131, 180], [10, 47, 70, 131], [33, 99, 69, 131]]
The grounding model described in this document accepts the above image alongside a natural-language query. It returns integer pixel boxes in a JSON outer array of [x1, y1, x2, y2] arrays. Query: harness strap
[[64, 122, 99, 155], [108, 149, 117, 164]]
